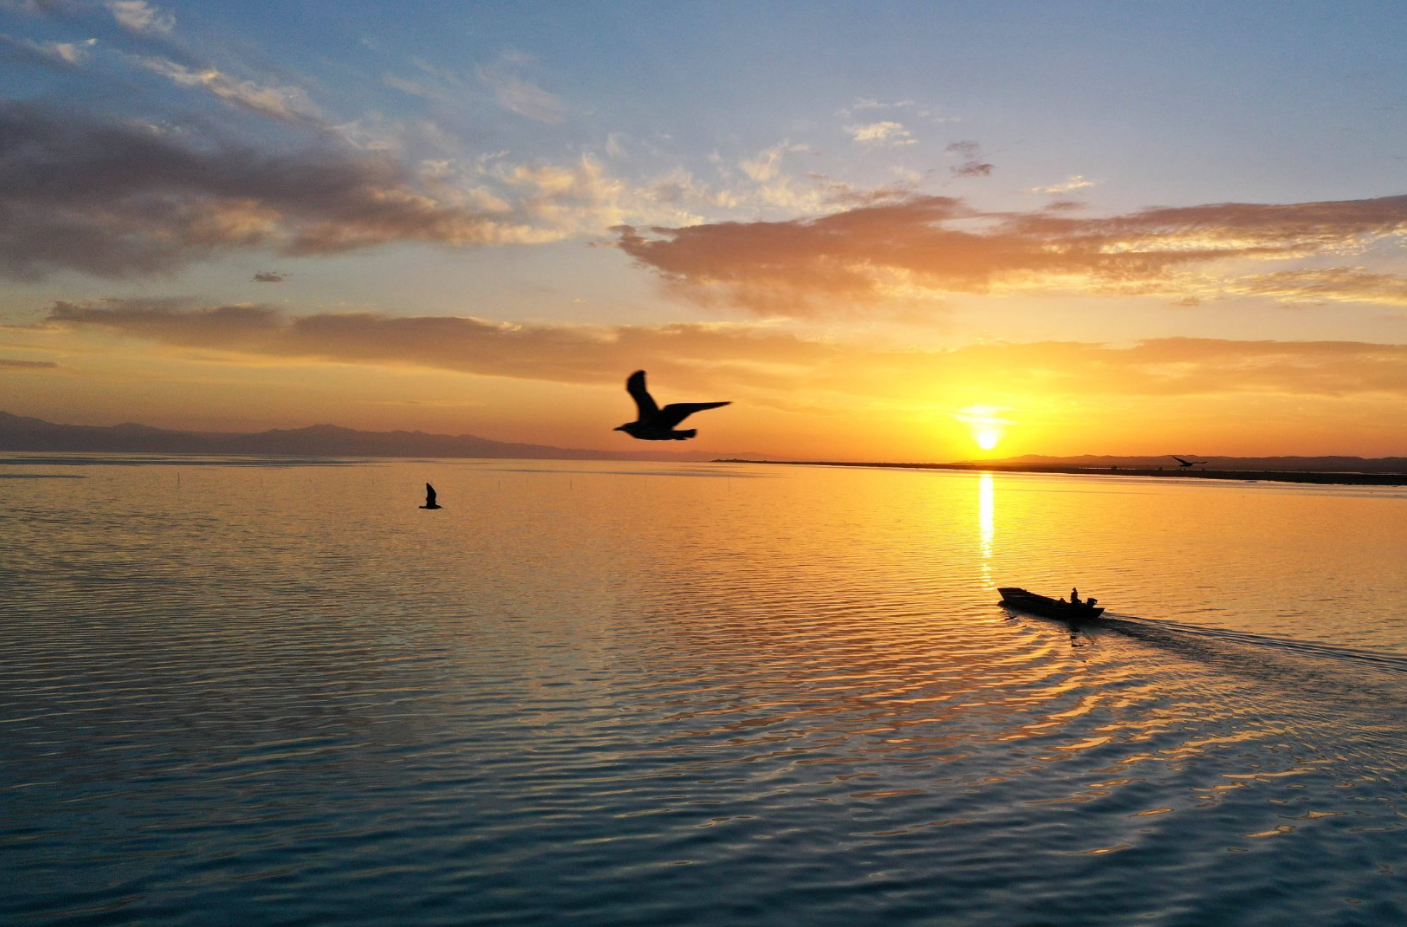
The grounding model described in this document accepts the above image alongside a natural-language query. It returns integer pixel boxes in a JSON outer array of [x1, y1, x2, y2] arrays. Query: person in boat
[[1070, 587, 1080, 607]]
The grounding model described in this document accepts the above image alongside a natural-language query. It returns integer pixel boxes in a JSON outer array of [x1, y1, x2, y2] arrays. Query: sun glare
[[955, 405, 1012, 454]]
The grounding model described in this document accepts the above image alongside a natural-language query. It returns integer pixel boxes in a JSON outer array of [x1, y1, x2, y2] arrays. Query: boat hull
[[998, 587, 1105, 621]]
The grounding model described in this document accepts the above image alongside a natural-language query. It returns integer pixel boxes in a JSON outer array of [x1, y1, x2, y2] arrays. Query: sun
[[955, 405, 1012, 453]]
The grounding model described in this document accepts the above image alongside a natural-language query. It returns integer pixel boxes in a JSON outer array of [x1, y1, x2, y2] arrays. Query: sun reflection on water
[[979, 472, 994, 560]]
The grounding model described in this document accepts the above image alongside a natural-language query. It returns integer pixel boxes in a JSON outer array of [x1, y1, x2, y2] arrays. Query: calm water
[[3, 456, 1406, 926]]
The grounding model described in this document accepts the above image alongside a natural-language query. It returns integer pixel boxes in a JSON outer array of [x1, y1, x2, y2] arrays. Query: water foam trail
[[1099, 613, 1407, 673], [1072, 612, 1407, 785]]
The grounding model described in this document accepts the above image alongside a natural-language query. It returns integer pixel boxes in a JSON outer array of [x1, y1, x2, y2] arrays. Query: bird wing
[[426, 483, 436, 504], [658, 401, 730, 428], [626, 370, 658, 419], [1172, 456, 1189, 465]]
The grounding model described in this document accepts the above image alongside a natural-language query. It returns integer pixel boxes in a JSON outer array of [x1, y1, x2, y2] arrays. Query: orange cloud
[[616, 194, 1407, 316], [41, 301, 1407, 402], [1224, 268, 1407, 307]]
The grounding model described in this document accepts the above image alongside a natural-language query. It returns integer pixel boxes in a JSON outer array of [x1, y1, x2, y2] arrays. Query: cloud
[[730, 143, 834, 212], [1223, 268, 1407, 307], [0, 357, 58, 368], [946, 141, 992, 178], [252, 271, 286, 283], [842, 98, 914, 116], [616, 193, 1407, 315], [0, 102, 552, 280], [740, 143, 794, 182], [383, 72, 435, 99], [40, 301, 1407, 402], [136, 56, 320, 124], [846, 121, 914, 145], [476, 59, 567, 124], [0, 32, 95, 68], [951, 161, 993, 178], [1031, 175, 1095, 195], [0, 0, 80, 14], [41, 300, 833, 390], [106, 1, 173, 35]]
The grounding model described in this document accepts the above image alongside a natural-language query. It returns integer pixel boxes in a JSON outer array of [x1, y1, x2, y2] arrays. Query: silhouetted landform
[[715, 455, 1407, 486], [966, 453, 1407, 474], [615, 370, 730, 441], [0, 411, 694, 461]]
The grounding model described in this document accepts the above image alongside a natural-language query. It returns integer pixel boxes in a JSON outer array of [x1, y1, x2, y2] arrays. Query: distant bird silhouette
[[615, 370, 730, 441], [1171, 455, 1207, 468], [420, 483, 441, 509]]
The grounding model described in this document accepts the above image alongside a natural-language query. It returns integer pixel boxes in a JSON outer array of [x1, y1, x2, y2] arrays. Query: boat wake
[[1099, 613, 1407, 674]]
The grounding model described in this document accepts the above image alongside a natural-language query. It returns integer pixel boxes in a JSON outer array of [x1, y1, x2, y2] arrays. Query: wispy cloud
[[252, 271, 286, 283], [41, 300, 820, 389], [729, 143, 835, 212], [383, 52, 570, 124], [0, 357, 58, 368], [41, 300, 1407, 402], [1224, 268, 1407, 307], [106, 0, 173, 35], [740, 143, 805, 182], [0, 32, 95, 68], [135, 56, 320, 124], [476, 55, 567, 124], [946, 141, 992, 178], [842, 97, 914, 115], [617, 193, 1407, 316], [1031, 175, 1095, 195], [846, 121, 914, 146], [0, 0, 81, 15]]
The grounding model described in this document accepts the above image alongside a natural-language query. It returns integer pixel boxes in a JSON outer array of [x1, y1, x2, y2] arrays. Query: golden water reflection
[[979, 472, 994, 560]]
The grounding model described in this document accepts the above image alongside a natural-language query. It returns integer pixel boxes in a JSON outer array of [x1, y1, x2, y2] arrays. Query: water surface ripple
[[3, 458, 1406, 925]]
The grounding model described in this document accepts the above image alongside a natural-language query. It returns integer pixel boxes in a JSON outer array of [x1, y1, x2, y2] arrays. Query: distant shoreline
[[713, 459, 1407, 486]]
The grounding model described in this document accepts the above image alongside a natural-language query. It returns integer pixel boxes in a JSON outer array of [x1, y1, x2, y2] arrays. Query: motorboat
[[998, 587, 1104, 621]]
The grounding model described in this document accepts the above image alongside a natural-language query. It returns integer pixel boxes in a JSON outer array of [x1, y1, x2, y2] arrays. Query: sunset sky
[[3, 1, 1406, 459]]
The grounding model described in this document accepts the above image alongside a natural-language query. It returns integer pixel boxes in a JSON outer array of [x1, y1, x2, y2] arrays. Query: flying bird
[[1171, 455, 1206, 468], [615, 370, 730, 441], [420, 483, 442, 509]]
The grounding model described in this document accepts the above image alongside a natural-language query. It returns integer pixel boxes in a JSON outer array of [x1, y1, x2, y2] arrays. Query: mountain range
[[7, 412, 1405, 472], [0, 411, 694, 461], [958, 453, 1407, 474]]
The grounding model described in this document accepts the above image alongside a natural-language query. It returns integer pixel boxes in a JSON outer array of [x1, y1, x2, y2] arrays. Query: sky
[[2, 0, 1406, 460]]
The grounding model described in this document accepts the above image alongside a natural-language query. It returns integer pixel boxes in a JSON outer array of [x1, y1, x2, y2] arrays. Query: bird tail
[[678, 429, 697, 440]]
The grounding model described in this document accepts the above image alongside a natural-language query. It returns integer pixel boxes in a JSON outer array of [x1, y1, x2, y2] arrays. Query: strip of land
[[713, 459, 1407, 486]]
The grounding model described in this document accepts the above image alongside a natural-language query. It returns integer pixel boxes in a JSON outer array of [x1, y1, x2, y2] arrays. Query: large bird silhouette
[[615, 370, 730, 441], [419, 483, 442, 509], [1171, 455, 1206, 468]]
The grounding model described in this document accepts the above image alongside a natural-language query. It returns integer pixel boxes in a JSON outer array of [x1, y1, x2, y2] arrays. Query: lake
[[3, 456, 1406, 925]]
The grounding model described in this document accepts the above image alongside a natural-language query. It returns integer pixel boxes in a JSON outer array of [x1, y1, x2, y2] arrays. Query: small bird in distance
[[615, 370, 730, 441], [420, 483, 442, 509], [1171, 455, 1206, 468]]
